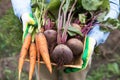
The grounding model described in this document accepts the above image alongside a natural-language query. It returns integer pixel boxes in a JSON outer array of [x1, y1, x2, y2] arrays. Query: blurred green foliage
[[0, 9, 22, 58], [3, 67, 29, 80], [3, 68, 36, 80], [87, 62, 120, 80]]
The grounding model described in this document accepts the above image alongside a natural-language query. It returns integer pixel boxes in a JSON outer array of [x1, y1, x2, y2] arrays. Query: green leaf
[[112, 63, 120, 74], [77, 0, 82, 6], [100, 18, 120, 32], [31, 2, 39, 8], [68, 25, 83, 36], [97, 11, 107, 22], [81, 0, 103, 11], [68, 30, 77, 36], [46, 0, 61, 19], [79, 13, 86, 24], [101, 0, 110, 11], [47, 0, 61, 11], [62, 0, 71, 13], [108, 63, 120, 74]]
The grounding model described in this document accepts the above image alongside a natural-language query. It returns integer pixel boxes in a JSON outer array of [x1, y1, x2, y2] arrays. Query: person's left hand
[[64, 23, 111, 73], [64, 36, 96, 73], [21, 13, 37, 41]]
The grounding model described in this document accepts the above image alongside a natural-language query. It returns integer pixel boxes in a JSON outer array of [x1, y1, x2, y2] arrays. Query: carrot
[[37, 32, 52, 73], [18, 33, 32, 80], [35, 33, 40, 80], [29, 42, 37, 80]]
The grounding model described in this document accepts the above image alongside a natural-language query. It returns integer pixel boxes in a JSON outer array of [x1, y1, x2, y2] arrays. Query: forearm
[[11, 0, 32, 19]]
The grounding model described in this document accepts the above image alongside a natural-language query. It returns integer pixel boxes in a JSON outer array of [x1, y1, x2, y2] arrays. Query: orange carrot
[[18, 33, 32, 80], [35, 33, 40, 80], [29, 42, 37, 80], [37, 32, 52, 73]]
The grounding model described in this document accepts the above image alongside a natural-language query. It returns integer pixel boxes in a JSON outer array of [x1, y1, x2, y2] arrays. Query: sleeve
[[104, 0, 120, 20], [11, 0, 32, 19]]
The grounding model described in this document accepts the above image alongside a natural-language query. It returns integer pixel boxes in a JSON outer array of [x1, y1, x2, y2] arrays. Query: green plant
[[0, 9, 22, 58], [87, 62, 120, 80], [3, 67, 29, 80]]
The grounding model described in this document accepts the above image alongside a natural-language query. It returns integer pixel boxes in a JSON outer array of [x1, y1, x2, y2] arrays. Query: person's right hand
[[21, 13, 37, 41]]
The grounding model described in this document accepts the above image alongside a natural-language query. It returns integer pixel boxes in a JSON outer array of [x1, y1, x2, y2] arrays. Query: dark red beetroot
[[51, 44, 73, 67], [67, 38, 83, 56], [44, 29, 57, 53], [44, 29, 57, 44]]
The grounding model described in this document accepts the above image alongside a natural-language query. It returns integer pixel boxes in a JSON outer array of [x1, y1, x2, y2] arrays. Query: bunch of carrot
[[18, 26, 52, 80]]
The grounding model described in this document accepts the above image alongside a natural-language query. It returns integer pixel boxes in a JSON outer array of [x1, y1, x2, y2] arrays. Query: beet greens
[[57, 0, 78, 44]]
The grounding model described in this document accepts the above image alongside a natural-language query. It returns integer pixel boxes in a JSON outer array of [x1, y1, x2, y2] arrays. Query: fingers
[[21, 13, 38, 30], [21, 13, 38, 41], [28, 14, 38, 27], [28, 15, 36, 25], [23, 21, 28, 32]]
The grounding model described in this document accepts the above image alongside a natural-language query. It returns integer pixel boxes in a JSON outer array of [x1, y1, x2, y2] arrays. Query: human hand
[[64, 0, 119, 73], [64, 23, 111, 73], [21, 13, 37, 41], [64, 36, 96, 73]]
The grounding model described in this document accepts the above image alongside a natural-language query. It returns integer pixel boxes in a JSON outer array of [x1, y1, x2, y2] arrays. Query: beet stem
[[57, 0, 65, 44], [62, 0, 77, 43]]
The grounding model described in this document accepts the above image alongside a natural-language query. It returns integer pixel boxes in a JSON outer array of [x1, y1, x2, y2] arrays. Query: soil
[[0, 0, 12, 18], [0, 0, 120, 80]]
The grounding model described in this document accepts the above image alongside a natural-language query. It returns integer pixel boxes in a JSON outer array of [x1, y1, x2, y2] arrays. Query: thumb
[[23, 21, 28, 32], [28, 14, 37, 26], [22, 22, 29, 41]]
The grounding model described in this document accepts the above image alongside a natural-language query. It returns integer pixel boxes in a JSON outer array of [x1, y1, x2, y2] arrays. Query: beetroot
[[51, 44, 73, 67], [44, 29, 57, 44], [67, 38, 83, 56]]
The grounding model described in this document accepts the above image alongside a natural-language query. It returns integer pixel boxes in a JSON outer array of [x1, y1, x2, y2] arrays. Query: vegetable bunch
[[42, 0, 120, 67], [18, 0, 120, 80], [18, 26, 52, 80], [18, 0, 52, 80]]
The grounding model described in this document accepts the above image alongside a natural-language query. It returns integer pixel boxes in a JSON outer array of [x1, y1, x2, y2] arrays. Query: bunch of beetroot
[[31, 0, 115, 68], [43, 0, 84, 67]]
